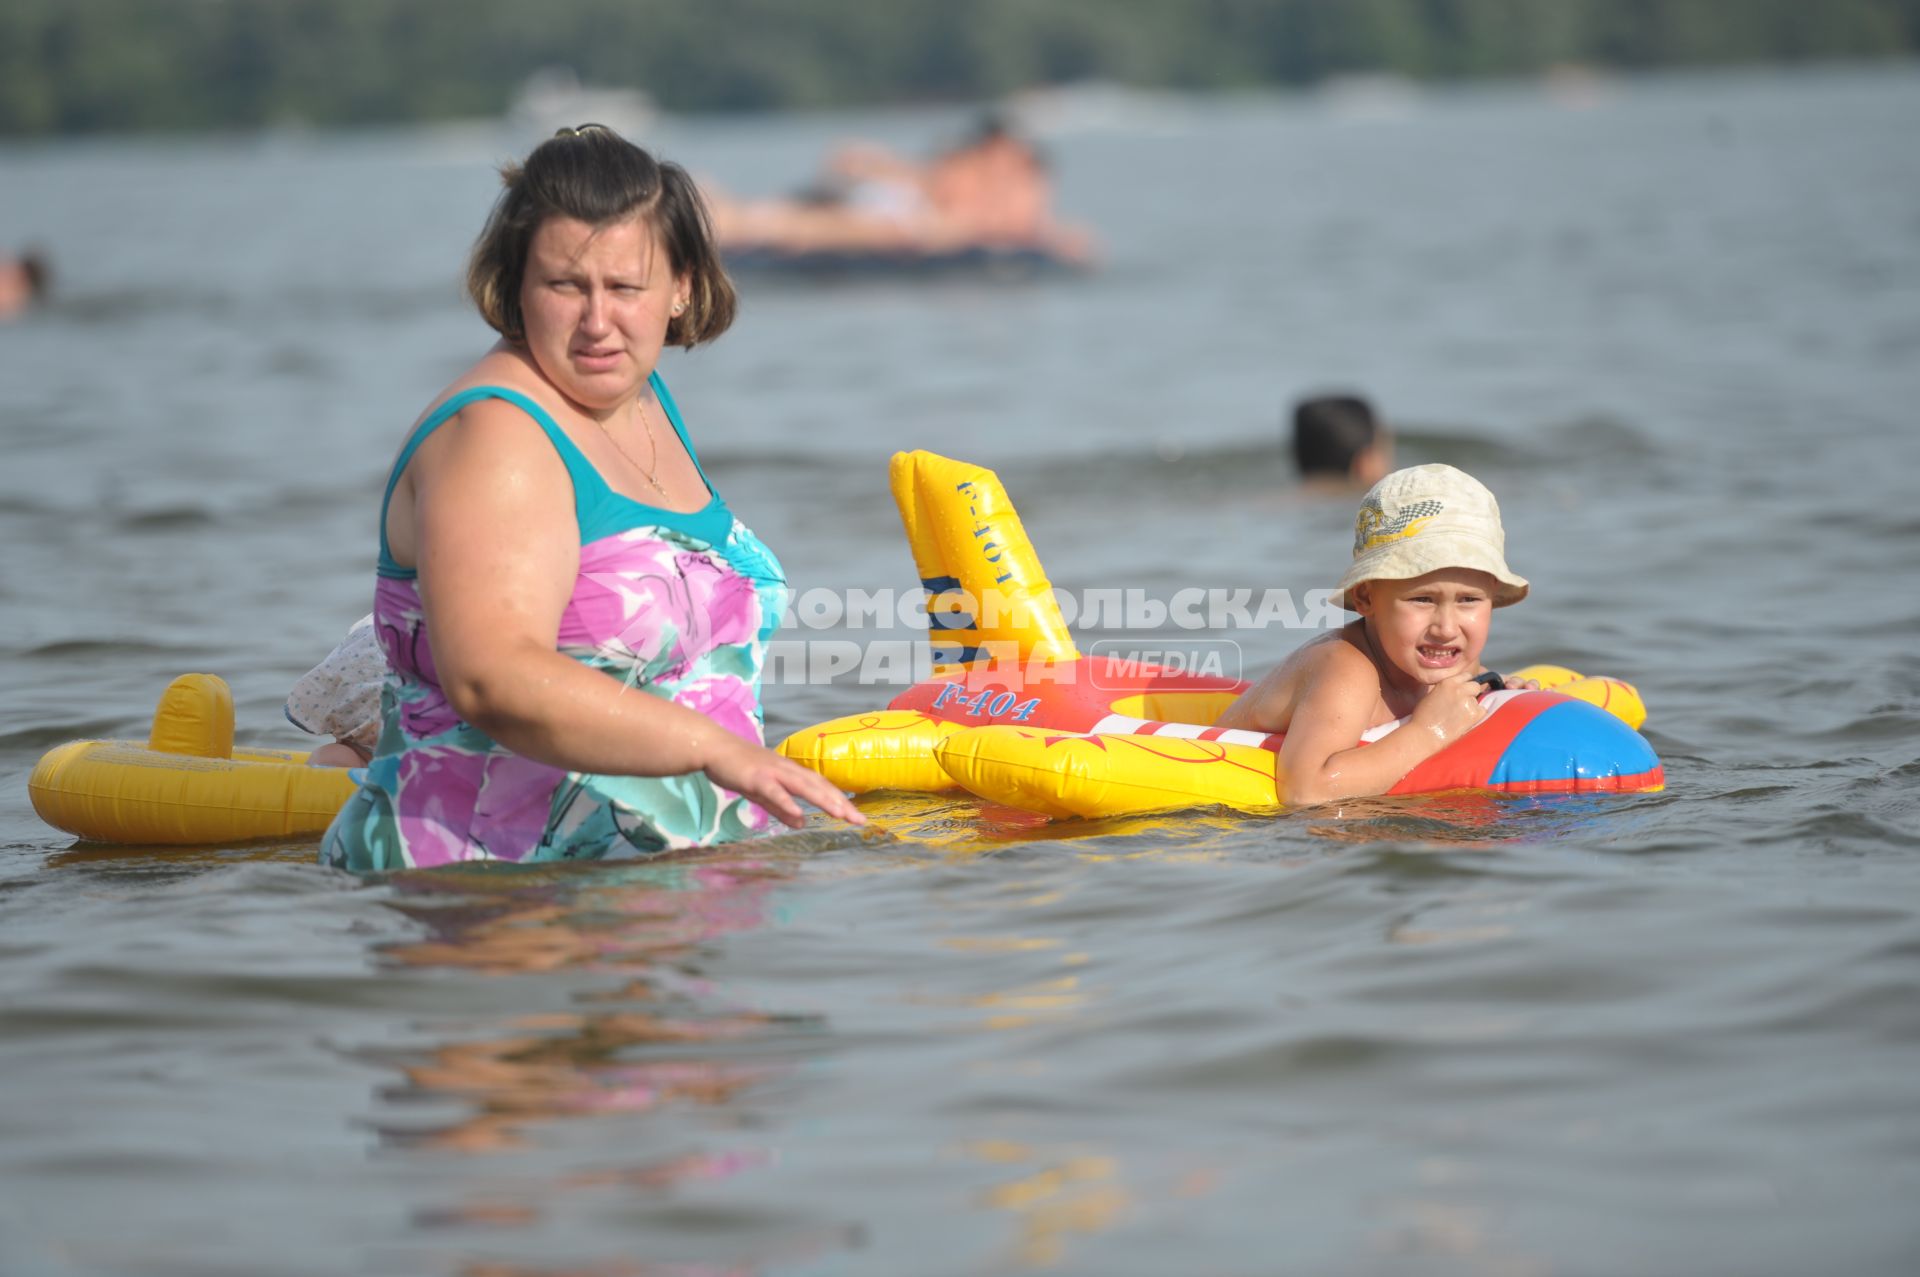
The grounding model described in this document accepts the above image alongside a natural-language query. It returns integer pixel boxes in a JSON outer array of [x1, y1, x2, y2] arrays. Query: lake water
[[4, 67, 1919, 1276]]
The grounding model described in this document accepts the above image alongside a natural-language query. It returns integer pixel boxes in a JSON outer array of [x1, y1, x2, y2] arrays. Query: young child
[[1215, 463, 1534, 805], [286, 614, 385, 767]]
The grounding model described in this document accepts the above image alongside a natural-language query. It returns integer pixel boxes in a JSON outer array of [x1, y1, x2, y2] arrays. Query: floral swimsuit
[[322, 374, 788, 872]]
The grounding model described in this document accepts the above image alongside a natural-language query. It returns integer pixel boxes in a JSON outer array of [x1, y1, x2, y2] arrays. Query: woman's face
[[518, 214, 688, 413]]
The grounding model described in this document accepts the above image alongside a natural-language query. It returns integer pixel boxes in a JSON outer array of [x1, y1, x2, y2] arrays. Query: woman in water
[[321, 125, 862, 871]]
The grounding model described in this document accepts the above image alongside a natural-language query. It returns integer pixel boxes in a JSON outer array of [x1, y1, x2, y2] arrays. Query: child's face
[[1352, 568, 1498, 688]]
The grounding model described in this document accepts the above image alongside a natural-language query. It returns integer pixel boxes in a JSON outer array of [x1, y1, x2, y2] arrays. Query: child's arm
[[1278, 663, 1488, 806]]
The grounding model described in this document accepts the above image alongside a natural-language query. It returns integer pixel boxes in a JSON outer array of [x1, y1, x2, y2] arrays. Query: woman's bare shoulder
[[408, 348, 542, 422], [404, 385, 570, 495]]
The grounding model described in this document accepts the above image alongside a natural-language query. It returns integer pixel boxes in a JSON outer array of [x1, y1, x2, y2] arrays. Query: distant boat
[[508, 67, 656, 141], [1004, 80, 1195, 137], [1541, 62, 1617, 109], [1314, 73, 1422, 120]]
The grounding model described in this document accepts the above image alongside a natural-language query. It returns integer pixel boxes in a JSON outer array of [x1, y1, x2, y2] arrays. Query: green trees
[[4, 0, 1917, 137]]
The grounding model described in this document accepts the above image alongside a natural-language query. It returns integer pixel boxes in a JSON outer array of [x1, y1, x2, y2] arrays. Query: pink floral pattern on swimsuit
[[321, 521, 788, 871]]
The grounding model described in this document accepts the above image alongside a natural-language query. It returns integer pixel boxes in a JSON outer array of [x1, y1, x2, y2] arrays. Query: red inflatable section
[[886, 656, 1247, 733]]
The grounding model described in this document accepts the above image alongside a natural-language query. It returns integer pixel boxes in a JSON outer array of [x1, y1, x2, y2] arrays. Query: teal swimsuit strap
[[649, 371, 716, 495], [376, 385, 609, 579]]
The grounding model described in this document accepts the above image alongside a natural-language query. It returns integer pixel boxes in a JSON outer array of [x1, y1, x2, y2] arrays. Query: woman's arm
[[405, 400, 862, 827]]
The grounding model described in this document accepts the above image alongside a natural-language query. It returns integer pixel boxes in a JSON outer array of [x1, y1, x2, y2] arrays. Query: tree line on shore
[[5, 0, 1918, 136]]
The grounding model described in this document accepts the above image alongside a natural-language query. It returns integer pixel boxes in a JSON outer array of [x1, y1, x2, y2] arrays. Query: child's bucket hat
[[1336, 464, 1529, 611]]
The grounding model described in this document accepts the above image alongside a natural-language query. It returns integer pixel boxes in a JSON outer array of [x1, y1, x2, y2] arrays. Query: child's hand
[[1410, 669, 1488, 744]]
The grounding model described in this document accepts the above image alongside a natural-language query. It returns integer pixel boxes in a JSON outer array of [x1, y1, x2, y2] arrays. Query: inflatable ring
[[780, 450, 1663, 817], [29, 674, 359, 845]]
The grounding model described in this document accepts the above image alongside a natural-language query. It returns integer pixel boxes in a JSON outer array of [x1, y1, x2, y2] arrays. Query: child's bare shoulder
[[1273, 625, 1395, 739], [1290, 625, 1377, 692], [1220, 627, 1373, 733]]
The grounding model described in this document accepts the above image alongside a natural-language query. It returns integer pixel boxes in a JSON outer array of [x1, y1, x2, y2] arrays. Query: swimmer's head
[[1293, 394, 1392, 487], [467, 125, 735, 350], [953, 109, 1047, 170], [1335, 464, 1528, 613], [0, 249, 50, 319], [19, 251, 50, 300]]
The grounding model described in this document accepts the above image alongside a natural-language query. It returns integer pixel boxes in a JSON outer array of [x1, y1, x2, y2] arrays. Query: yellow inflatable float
[[781, 450, 1253, 787], [781, 451, 1662, 818], [29, 674, 359, 845], [928, 663, 1660, 820]]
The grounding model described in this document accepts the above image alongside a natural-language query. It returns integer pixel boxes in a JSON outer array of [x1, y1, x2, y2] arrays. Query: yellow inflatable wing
[[775, 710, 966, 793], [935, 725, 1285, 820]]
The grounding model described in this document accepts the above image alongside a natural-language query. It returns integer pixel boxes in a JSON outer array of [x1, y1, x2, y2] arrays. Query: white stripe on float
[[1089, 714, 1281, 750]]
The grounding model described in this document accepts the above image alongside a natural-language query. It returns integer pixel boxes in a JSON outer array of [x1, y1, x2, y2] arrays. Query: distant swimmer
[[1291, 393, 1393, 489], [0, 249, 50, 320]]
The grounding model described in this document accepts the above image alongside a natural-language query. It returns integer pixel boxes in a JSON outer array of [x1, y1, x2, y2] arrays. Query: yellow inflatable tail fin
[[889, 450, 1078, 670], [147, 673, 236, 758]]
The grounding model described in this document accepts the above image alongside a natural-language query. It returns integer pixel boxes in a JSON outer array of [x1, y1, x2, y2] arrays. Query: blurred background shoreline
[[5, 0, 1918, 140]]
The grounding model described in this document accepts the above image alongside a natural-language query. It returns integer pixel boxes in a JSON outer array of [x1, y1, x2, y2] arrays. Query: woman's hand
[[1409, 668, 1488, 745], [701, 734, 867, 829]]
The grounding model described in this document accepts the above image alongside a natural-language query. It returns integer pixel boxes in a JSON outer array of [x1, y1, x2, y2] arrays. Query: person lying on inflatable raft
[[781, 450, 1661, 818], [1211, 462, 1540, 805]]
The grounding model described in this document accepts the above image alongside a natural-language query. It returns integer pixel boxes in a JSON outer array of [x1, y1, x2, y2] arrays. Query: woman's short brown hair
[[466, 125, 736, 349]]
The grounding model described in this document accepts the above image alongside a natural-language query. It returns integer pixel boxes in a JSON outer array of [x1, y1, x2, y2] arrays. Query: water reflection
[[365, 851, 816, 1262], [1301, 790, 1663, 847], [962, 1139, 1133, 1269], [42, 839, 319, 874], [855, 790, 1271, 859], [385, 1006, 775, 1154], [852, 786, 1660, 859], [915, 971, 1090, 1035], [382, 856, 790, 975]]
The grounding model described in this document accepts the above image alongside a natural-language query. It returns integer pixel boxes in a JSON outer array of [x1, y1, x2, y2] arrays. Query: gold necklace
[[594, 398, 668, 497]]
